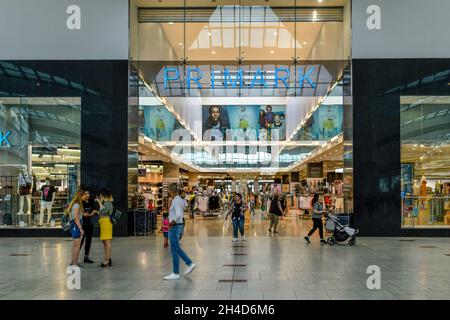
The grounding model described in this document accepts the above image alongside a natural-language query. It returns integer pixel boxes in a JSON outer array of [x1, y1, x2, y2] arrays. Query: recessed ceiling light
[[303, 42, 307, 45], [208, 32, 212, 36], [274, 32, 278, 36], [168, 22, 174, 25], [212, 51, 216, 54], [270, 50, 274, 54], [178, 42, 183, 46]]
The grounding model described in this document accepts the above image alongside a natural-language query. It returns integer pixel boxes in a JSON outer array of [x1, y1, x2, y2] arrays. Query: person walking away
[[96, 189, 114, 267], [249, 193, 256, 224], [268, 193, 284, 234], [188, 192, 196, 219], [68, 188, 89, 267], [304, 193, 327, 244], [164, 184, 197, 280], [161, 212, 170, 248], [80, 188, 98, 263], [226, 193, 247, 242]]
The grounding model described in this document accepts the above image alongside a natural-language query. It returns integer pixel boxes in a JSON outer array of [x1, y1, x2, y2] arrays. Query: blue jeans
[[232, 217, 245, 238], [169, 224, 192, 274]]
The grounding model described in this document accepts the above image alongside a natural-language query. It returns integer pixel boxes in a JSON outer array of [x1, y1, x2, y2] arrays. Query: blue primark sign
[[0, 130, 12, 147], [164, 66, 318, 90]]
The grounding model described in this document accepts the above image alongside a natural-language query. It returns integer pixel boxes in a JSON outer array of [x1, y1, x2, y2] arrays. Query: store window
[[400, 96, 450, 228], [0, 97, 81, 228]]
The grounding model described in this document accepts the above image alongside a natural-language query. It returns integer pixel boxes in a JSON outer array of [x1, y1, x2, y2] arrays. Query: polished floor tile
[[1, 211, 450, 300]]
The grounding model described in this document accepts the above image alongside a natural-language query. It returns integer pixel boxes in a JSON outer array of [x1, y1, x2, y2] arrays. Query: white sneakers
[[164, 263, 197, 280], [164, 273, 180, 280], [183, 263, 197, 276], [242, 235, 247, 241], [232, 238, 238, 242]]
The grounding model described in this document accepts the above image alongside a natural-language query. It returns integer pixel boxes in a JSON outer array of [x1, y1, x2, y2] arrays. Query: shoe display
[[164, 273, 181, 280], [183, 263, 197, 276]]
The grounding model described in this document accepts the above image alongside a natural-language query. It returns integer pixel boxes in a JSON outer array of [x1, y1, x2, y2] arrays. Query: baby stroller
[[325, 213, 358, 246]]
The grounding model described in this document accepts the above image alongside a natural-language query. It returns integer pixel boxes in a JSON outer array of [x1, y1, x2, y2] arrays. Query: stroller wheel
[[327, 237, 335, 245], [348, 238, 356, 246]]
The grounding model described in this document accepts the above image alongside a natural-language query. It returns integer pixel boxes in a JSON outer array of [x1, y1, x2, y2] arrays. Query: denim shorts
[[70, 221, 81, 239], [163, 231, 168, 238]]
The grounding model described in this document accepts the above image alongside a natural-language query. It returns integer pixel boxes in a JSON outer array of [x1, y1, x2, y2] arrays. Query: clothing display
[[197, 196, 209, 213], [334, 197, 344, 213], [299, 196, 313, 210], [17, 169, 34, 215], [40, 184, 56, 202], [18, 172, 33, 196]]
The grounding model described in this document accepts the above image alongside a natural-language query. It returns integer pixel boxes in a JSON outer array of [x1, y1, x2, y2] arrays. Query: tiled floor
[[1, 211, 450, 300]]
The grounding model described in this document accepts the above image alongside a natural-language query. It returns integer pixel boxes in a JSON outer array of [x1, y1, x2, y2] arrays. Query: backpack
[[61, 210, 71, 232]]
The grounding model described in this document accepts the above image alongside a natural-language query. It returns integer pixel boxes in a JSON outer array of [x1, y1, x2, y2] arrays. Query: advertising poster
[[202, 105, 286, 141], [401, 163, 414, 206], [68, 165, 79, 202], [307, 162, 323, 178], [143, 106, 177, 141], [296, 105, 343, 141]]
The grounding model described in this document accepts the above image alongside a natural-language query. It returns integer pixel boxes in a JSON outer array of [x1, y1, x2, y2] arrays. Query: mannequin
[[39, 177, 56, 227], [17, 167, 33, 215], [420, 176, 427, 209]]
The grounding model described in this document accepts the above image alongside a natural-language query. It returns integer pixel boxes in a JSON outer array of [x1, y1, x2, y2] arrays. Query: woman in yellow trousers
[[96, 190, 114, 267]]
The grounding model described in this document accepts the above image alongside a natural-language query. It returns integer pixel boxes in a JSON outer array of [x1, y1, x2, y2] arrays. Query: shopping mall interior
[[0, 0, 449, 236], [1, 0, 450, 302]]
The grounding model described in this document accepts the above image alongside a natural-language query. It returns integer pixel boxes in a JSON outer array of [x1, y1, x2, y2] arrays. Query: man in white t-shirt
[[164, 184, 197, 280]]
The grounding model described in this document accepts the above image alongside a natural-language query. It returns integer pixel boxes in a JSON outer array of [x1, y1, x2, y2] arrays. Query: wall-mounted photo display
[[202, 105, 286, 142]]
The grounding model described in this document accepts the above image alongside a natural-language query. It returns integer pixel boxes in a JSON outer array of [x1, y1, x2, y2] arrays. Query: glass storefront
[[401, 96, 450, 228], [128, 0, 351, 224], [0, 97, 81, 228]]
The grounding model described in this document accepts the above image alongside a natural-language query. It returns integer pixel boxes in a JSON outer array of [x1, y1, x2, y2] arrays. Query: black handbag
[[110, 209, 122, 225]]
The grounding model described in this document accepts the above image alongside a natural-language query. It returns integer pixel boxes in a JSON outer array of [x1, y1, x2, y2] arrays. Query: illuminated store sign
[[164, 66, 318, 90], [0, 130, 12, 147]]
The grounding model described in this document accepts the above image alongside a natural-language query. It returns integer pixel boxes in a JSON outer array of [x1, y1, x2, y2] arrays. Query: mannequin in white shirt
[[17, 167, 33, 215]]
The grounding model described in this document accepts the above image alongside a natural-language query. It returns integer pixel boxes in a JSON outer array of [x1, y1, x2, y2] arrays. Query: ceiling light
[[303, 42, 307, 45], [178, 42, 183, 46], [212, 51, 216, 54], [273, 32, 278, 36], [208, 32, 212, 36], [168, 22, 174, 25], [270, 50, 274, 54]]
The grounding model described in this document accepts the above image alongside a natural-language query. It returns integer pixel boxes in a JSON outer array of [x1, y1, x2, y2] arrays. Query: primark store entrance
[[127, 0, 353, 239]]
